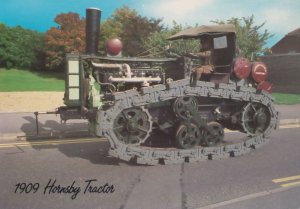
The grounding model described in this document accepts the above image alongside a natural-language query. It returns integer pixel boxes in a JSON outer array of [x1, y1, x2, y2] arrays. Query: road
[[1, 104, 299, 138], [0, 124, 299, 209]]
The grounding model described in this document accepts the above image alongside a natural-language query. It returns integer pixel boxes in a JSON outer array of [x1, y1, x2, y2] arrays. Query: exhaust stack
[[86, 8, 101, 55]]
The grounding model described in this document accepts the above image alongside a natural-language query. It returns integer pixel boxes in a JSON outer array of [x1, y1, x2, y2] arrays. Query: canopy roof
[[168, 24, 236, 40]]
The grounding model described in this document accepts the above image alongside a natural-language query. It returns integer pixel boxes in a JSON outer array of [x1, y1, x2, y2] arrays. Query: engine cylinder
[[86, 8, 101, 55]]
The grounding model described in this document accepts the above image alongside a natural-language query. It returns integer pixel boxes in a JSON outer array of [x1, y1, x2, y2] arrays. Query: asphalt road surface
[[1, 104, 299, 138], [0, 124, 300, 209]]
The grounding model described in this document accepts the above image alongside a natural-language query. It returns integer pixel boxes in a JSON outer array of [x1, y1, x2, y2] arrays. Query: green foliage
[[0, 23, 44, 70], [99, 6, 162, 56], [0, 9, 274, 72], [273, 93, 300, 105], [212, 15, 273, 60], [144, 15, 272, 59], [44, 13, 85, 71], [0, 68, 64, 91], [143, 22, 199, 57]]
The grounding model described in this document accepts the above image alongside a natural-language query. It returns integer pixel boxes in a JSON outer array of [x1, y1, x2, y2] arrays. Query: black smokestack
[[86, 8, 101, 55]]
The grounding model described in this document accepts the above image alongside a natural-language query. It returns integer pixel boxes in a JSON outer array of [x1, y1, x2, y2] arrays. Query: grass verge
[[0, 69, 64, 91], [1, 69, 299, 105], [273, 93, 300, 105]]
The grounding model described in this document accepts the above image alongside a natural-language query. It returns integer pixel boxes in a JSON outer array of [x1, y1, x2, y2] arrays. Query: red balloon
[[106, 38, 123, 55]]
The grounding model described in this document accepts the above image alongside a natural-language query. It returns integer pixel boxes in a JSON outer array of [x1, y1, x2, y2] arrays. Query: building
[[260, 27, 300, 93], [271, 28, 300, 54]]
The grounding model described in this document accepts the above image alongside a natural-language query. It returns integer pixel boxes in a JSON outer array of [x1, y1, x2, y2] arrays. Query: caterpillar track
[[98, 79, 280, 165]]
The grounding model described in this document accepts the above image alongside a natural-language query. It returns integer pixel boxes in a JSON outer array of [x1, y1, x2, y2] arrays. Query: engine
[[92, 61, 164, 90]]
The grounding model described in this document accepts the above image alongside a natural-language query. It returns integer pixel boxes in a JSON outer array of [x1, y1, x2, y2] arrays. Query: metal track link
[[98, 79, 280, 165]]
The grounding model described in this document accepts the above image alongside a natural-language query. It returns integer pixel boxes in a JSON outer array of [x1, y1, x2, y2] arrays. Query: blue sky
[[0, 0, 299, 47]]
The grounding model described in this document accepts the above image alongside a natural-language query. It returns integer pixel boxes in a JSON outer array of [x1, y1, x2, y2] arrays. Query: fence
[[260, 53, 300, 94]]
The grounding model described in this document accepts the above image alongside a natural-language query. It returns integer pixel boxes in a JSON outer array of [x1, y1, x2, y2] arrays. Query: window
[[213, 36, 227, 49]]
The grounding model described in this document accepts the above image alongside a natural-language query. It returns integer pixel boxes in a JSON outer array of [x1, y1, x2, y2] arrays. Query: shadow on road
[[20, 116, 120, 166], [21, 116, 88, 137]]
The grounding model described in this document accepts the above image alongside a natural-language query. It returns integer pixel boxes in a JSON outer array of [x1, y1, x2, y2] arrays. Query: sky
[[0, 0, 299, 48]]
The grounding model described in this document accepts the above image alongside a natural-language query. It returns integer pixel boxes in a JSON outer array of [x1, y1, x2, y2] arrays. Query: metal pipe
[[108, 76, 161, 83], [34, 112, 39, 135], [91, 62, 122, 69], [91, 62, 132, 78], [86, 8, 101, 55], [93, 70, 117, 92], [33, 111, 58, 136], [123, 64, 132, 78]]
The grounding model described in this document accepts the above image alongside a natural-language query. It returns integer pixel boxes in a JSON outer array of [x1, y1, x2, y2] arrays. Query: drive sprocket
[[113, 107, 152, 144]]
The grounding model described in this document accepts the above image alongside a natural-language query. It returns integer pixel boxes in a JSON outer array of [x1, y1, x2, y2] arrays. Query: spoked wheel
[[113, 107, 152, 144], [175, 122, 201, 149], [202, 122, 224, 147], [173, 96, 198, 119], [241, 103, 271, 136]]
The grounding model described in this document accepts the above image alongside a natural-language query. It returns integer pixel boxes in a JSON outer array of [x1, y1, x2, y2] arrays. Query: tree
[[144, 15, 272, 60], [99, 6, 163, 56], [44, 12, 85, 70], [143, 21, 199, 57], [0, 23, 44, 69], [212, 15, 273, 60]]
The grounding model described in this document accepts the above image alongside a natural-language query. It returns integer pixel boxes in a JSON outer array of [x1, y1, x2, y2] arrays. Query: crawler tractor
[[54, 8, 279, 165]]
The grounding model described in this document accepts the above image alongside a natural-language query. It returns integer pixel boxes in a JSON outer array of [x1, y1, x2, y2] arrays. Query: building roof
[[168, 24, 236, 40], [271, 27, 300, 54], [287, 28, 300, 36]]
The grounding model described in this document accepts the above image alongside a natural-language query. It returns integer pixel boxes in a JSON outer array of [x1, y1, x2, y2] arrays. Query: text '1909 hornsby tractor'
[[55, 8, 279, 165]]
